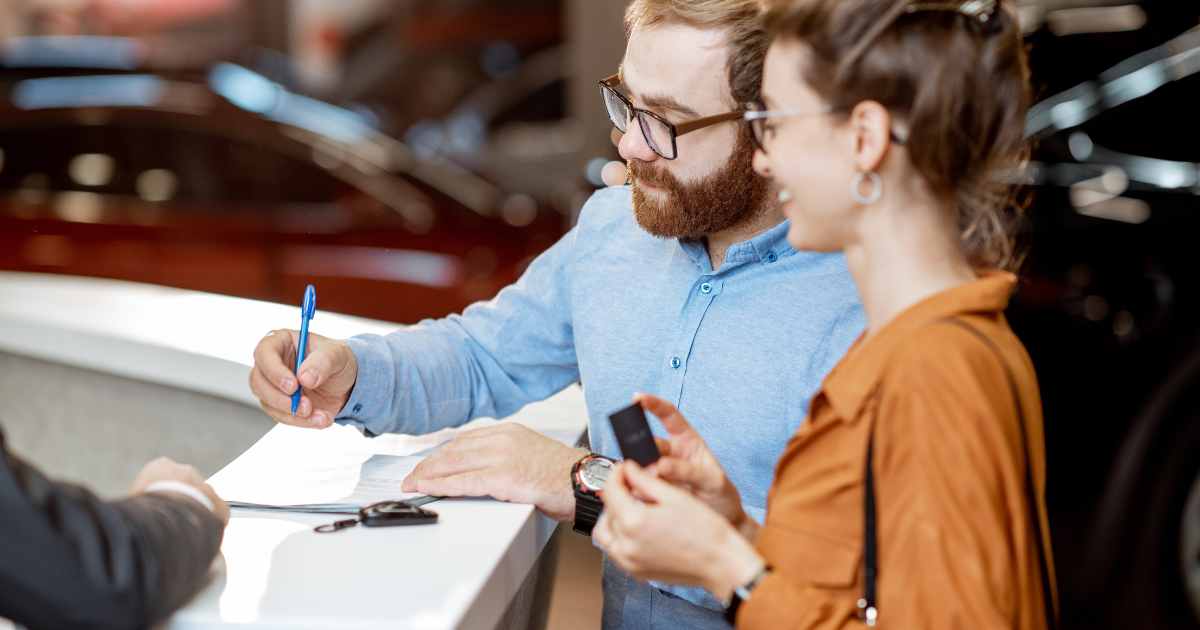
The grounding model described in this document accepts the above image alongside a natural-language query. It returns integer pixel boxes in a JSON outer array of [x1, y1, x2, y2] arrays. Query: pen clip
[[301, 284, 317, 321]]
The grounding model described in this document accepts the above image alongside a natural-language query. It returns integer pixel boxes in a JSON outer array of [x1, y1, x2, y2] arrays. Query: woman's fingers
[[633, 393, 697, 437], [656, 457, 714, 489]]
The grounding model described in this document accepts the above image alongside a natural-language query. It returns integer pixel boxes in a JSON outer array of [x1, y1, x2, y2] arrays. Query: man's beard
[[629, 126, 769, 240]]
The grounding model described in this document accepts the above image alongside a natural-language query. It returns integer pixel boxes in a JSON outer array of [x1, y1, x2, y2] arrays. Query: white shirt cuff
[[144, 480, 215, 513]]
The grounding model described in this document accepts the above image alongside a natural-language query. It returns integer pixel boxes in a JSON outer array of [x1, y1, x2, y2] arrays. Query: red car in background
[[0, 48, 566, 323]]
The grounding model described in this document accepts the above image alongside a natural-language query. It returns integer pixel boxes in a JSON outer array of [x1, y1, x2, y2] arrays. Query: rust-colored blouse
[[737, 273, 1057, 629]]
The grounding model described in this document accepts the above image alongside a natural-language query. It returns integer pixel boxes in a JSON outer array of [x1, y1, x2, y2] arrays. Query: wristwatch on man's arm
[[571, 453, 615, 536]]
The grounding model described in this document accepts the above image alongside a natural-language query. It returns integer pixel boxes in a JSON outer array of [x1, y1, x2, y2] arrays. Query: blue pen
[[291, 284, 317, 415]]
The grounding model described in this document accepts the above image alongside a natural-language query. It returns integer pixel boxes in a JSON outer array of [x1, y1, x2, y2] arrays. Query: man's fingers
[[653, 437, 672, 457], [253, 329, 299, 394], [297, 343, 336, 389], [601, 160, 628, 187], [633, 393, 695, 437], [402, 442, 492, 491], [414, 471, 491, 499], [250, 366, 310, 418], [257, 401, 326, 429]]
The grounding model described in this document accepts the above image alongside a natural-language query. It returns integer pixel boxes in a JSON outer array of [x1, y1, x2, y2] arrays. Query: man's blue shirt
[[336, 185, 864, 609]]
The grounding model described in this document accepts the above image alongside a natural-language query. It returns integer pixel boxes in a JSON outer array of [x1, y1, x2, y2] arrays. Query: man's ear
[[847, 100, 894, 173]]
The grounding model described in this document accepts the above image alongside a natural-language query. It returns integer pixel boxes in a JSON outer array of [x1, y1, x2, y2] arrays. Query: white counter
[[0, 272, 589, 630]]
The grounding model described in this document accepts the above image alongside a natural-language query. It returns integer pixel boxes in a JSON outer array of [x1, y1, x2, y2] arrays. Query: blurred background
[[0, 1, 1197, 629]]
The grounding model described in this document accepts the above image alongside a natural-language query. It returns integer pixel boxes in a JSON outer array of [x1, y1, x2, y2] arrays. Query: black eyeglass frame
[[598, 74, 743, 160]]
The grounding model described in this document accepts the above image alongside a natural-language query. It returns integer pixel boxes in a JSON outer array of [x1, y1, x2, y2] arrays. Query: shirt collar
[[678, 219, 795, 273], [820, 271, 1019, 421]]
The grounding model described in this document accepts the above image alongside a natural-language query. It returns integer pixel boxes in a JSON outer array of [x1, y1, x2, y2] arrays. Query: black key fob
[[359, 500, 438, 527], [609, 402, 661, 466]]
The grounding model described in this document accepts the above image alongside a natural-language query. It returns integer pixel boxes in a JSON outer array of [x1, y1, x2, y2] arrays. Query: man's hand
[[402, 423, 588, 522], [130, 457, 230, 525], [601, 128, 629, 187], [248, 329, 358, 429]]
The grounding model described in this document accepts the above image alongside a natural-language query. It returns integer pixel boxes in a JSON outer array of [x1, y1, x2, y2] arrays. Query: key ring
[[314, 518, 358, 534]]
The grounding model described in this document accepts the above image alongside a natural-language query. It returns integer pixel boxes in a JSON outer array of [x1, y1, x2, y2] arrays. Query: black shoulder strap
[[860, 317, 1058, 629]]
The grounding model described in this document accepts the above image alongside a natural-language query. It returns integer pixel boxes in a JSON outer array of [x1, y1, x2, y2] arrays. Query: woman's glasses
[[744, 101, 908, 154]]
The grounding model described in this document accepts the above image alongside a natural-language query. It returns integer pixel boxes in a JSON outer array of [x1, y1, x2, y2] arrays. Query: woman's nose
[[752, 147, 772, 178]]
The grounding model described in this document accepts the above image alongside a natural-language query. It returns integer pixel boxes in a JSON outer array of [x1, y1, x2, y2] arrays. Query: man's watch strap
[[571, 453, 612, 537], [572, 490, 604, 536]]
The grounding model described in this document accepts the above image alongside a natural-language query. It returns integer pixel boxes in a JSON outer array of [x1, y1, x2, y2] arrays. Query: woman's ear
[[847, 100, 894, 173]]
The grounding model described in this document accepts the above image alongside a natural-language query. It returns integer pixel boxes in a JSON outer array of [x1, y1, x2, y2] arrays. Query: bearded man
[[248, 1, 863, 627]]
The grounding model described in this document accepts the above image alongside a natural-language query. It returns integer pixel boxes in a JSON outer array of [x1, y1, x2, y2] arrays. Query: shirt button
[[700, 282, 713, 295], [670, 357, 682, 369], [765, 251, 779, 264], [353, 403, 363, 414]]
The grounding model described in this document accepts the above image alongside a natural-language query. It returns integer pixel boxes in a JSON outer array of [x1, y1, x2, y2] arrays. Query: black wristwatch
[[724, 564, 771, 624], [571, 453, 614, 536]]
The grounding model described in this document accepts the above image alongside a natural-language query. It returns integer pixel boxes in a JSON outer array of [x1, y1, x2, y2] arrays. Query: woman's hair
[[764, 0, 1032, 270]]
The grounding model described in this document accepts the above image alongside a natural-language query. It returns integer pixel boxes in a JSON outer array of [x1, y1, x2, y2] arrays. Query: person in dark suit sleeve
[[0, 426, 228, 629]]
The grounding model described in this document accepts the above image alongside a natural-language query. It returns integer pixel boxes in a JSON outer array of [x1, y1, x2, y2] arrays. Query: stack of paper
[[209, 422, 457, 514], [209, 387, 588, 515]]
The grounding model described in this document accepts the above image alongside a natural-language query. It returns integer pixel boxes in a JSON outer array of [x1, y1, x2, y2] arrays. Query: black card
[[609, 402, 661, 466]]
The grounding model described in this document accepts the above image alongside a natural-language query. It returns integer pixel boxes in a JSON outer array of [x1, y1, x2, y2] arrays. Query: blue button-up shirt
[[336, 185, 864, 609]]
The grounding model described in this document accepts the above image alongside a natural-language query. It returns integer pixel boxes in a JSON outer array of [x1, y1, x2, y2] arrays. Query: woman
[[592, 0, 1057, 628]]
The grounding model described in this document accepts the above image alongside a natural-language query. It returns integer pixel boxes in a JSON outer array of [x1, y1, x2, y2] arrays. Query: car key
[[314, 500, 438, 533]]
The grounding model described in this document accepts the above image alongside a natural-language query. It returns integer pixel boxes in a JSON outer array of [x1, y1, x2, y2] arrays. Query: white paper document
[[209, 387, 589, 514], [209, 423, 457, 513]]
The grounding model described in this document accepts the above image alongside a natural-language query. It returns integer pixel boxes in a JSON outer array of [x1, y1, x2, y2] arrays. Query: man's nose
[[618, 122, 659, 163]]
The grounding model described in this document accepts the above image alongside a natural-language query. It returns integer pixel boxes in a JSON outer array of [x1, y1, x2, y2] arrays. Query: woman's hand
[[593, 461, 765, 601], [636, 393, 752, 536]]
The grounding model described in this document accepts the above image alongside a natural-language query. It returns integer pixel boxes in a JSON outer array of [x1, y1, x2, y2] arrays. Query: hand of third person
[[130, 457, 230, 525]]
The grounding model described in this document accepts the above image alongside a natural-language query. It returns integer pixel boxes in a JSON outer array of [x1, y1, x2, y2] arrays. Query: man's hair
[[623, 0, 768, 107]]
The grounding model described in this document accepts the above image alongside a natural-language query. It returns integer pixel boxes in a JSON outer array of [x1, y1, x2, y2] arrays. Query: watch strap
[[572, 489, 604, 536], [571, 453, 610, 537], [724, 564, 771, 624]]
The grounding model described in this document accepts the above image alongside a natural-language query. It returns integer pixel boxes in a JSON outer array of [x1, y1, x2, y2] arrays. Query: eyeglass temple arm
[[675, 111, 744, 136]]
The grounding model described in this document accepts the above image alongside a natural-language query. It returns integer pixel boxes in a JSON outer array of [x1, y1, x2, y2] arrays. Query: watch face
[[581, 457, 613, 491]]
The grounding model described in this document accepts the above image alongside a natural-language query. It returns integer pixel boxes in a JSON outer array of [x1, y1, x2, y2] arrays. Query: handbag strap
[[859, 317, 1058, 629]]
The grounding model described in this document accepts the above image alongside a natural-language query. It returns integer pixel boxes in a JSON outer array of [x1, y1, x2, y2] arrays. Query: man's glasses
[[744, 101, 908, 154], [599, 74, 742, 160]]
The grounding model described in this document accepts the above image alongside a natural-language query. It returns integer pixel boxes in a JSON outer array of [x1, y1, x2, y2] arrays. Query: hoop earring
[[851, 172, 883, 205]]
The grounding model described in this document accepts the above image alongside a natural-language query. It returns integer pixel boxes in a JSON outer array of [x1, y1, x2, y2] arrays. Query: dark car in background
[[1014, 2, 1200, 628], [2, 3, 1199, 629], [0, 42, 565, 322]]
